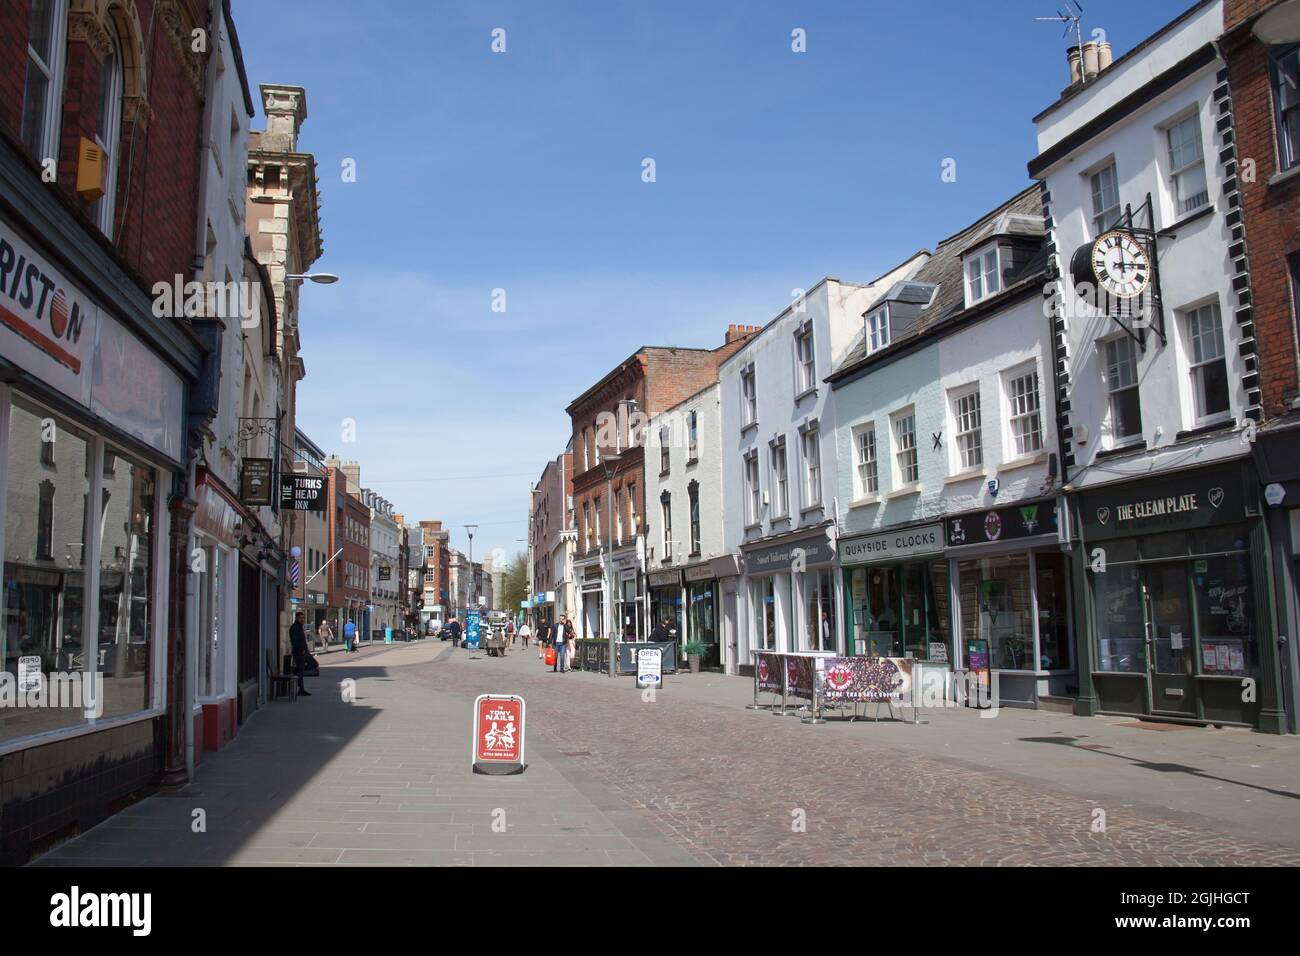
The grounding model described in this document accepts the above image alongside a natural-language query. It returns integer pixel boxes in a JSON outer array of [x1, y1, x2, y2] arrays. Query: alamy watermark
[[151, 275, 261, 328], [0, 666, 104, 718]]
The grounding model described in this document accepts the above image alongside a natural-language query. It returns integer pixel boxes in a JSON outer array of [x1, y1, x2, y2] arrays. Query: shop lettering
[[844, 530, 937, 557], [0, 237, 88, 345], [1116, 493, 1197, 523]]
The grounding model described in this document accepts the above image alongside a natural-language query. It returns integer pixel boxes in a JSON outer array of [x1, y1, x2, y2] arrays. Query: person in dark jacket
[[290, 612, 312, 696]]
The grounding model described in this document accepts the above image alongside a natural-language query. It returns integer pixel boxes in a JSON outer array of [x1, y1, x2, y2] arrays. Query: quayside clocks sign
[[1078, 463, 1244, 542]]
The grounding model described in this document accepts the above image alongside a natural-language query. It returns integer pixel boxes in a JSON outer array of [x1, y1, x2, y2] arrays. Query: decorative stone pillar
[[160, 492, 197, 788]]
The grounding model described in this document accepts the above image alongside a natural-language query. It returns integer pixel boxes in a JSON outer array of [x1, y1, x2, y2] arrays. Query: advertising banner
[[466, 610, 481, 649], [756, 652, 784, 695], [786, 655, 816, 702], [471, 694, 525, 774], [818, 657, 914, 704]]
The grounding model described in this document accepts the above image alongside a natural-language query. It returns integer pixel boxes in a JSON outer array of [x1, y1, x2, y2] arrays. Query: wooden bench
[[267, 649, 297, 702]]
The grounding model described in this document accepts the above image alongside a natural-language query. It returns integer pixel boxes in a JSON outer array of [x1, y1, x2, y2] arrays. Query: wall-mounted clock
[[1071, 229, 1151, 301]]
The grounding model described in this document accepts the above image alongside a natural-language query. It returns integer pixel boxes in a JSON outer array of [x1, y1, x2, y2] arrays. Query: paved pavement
[[31, 637, 1300, 866]]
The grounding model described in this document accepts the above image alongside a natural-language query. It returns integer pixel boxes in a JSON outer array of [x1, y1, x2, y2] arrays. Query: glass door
[[1143, 564, 1198, 717]]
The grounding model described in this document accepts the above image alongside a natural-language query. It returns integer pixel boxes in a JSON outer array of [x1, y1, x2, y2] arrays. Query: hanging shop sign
[[471, 694, 526, 775], [378, 566, 391, 581], [240, 458, 273, 506], [1077, 463, 1245, 542], [946, 500, 1058, 548], [840, 523, 944, 565], [280, 473, 326, 511], [744, 529, 835, 573]]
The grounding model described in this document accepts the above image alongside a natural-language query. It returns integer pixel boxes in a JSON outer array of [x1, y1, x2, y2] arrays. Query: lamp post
[[600, 453, 622, 676], [464, 524, 477, 616]]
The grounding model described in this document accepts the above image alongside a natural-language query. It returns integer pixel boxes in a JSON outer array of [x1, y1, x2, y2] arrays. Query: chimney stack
[[725, 323, 761, 344], [1068, 39, 1112, 86]]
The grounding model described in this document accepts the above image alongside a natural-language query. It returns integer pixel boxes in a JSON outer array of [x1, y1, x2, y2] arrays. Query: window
[[770, 440, 789, 517], [627, 482, 637, 535], [952, 388, 983, 470], [687, 411, 698, 461], [894, 411, 918, 485], [745, 452, 761, 525], [614, 489, 623, 545], [661, 494, 672, 558], [20, 0, 68, 160], [753, 577, 777, 651], [741, 367, 757, 427], [1104, 337, 1143, 442], [795, 326, 815, 392], [1183, 303, 1230, 422], [582, 428, 589, 471], [1166, 114, 1208, 216], [41, 433, 55, 466], [1005, 370, 1043, 457], [93, 28, 124, 236], [965, 247, 1000, 304], [659, 425, 670, 474], [37, 479, 55, 560], [1273, 45, 1299, 171], [804, 569, 836, 652], [582, 502, 592, 551], [1090, 162, 1121, 235], [854, 425, 878, 496], [688, 482, 701, 555], [801, 428, 821, 508], [867, 308, 890, 353], [593, 495, 601, 546]]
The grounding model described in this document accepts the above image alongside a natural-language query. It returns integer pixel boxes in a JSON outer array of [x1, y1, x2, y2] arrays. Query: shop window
[[1094, 563, 1145, 673], [1182, 303, 1230, 424], [958, 553, 1034, 671], [1103, 337, 1142, 444], [197, 545, 225, 698], [2, 398, 90, 743], [804, 569, 836, 652], [1194, 554, 1254, 677], [1141, 531, 1190, 560], [20, 0, 69, 160], [753, 577, 776, 651], [97, 449, 156, 718], [1274, 45, 1300, 171]]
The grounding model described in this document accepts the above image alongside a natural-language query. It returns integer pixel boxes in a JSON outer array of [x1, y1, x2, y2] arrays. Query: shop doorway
[[1143, 565, 1198, 718]]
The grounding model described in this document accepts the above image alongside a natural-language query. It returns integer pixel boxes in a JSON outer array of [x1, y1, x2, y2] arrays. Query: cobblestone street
[[34, 640, 1300, 866]]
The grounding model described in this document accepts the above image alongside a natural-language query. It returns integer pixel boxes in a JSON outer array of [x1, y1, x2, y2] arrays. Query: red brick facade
[[567, 329, 757, 559], [1223, 0, 1300, 416], [328, 467, 371, 611], [1, 0, 208, 291]]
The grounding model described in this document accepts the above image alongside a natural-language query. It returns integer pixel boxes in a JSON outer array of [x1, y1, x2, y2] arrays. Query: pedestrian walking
[[506, 617, 516, 646], [317, 619, 334, 652], [290, 612, 312, 696], [552, 617, 568, 672], [537, 620, 550, 660], [519, 621, 531, 648], [344, 619, 357, 653]]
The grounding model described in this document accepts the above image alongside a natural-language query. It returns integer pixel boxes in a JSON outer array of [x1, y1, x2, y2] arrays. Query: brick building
[[1221, 0, 1300, 731], [529, 443, 574, 631], [0, 0, 213, 862], [567, 329, 758, 642], [417, 519, 450, 632], [326, 464, 370, 639]]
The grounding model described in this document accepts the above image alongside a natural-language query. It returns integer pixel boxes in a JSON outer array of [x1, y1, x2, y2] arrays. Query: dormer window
[[867, 307, 889, 353], [965, 245, 1000, 305]]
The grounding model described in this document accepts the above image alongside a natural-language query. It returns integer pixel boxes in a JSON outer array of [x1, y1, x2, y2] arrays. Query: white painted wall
[[1037, 31, 1249, 490], [645, 382, 724, 567]]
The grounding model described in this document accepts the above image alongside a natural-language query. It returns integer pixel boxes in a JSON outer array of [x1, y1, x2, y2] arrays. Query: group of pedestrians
[[520, 616, 575, 672]]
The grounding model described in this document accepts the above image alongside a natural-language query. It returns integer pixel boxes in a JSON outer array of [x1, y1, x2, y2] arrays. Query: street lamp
[[285, 272, 340, 284], [599, 453, 622, 676], [464, 524, 477, 614]]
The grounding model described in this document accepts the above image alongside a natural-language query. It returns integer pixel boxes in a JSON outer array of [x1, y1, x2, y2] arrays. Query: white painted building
[[644, 382, 735, 667], [364, 490, 401, 636], [719, 267, 925, 674], [1030, 1, 1281, 731], [828, 187, 1067, 705]]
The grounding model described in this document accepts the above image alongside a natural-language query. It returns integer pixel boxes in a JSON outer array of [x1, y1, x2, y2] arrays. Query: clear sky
[[236, 0, 1194, 565]]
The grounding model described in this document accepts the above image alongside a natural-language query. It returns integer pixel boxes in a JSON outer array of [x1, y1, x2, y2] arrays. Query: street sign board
[[465, 609, 481, 649], [280, 474, 326, 511], [471, 694, 526, 775], [636, 647, 662, 690]]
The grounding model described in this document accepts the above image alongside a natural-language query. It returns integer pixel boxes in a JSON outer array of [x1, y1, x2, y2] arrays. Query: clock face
[[1091, 231, 1150, 299]]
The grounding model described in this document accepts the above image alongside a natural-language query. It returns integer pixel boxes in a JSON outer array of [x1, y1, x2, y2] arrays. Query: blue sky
[[236, 0, 1193, 563]]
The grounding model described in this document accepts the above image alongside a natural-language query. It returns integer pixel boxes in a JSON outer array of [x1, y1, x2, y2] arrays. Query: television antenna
[[1036, 0, 1087, 84]]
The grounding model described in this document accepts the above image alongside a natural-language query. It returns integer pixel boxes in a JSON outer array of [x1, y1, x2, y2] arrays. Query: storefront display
[[1077, 462, 1268, 727], [742, 527, 836, 656], [840, 523, 948, 661], [647, 569, 681, 642]]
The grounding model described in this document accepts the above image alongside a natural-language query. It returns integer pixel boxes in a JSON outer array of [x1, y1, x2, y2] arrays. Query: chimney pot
[[1067, 45, 1083, 85], [1081, 41, 1101, 81]]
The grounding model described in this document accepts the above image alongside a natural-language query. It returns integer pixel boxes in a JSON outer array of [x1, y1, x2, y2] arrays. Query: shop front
[[741, 526, 839, 665], [0, 197, 199, 863], [1254, 427, 1300, 734], [576, 562, 603, 639], [683, 561, 721, 668], [614, 556, 642, 640], [192, 471, 241, 757], [647, 568, 682, 641], [945, 499, 1072, 706], [839, 522, 951, 701], [1075, 459, 1285, 732]]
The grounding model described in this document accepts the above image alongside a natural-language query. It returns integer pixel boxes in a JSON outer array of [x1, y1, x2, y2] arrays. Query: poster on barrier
[[818, 657, 914, 704], [756, 652, 784, 694], [786, 655, 816, 702]]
